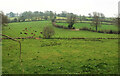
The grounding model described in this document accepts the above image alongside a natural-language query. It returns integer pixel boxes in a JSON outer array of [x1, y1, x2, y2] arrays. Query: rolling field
[[2, 21, 118, 38], [56, 23, 118, 32], [2, 21, 119, 74]]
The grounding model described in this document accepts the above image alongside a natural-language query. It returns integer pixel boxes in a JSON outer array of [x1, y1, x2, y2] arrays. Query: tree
[[39, 12, 44, 16], [90, 12, 102, 31], [42, 26, 55, 39], [44, 11, 51, 16], [19, 16, 25, 22], [0, 11, 8, 25], [66, 13, 76, 29], [44, 15, 48, 20], [79, 15, 86, 23], [40, 16, 44, 20], [79, 15, 82, 23], [100, 13, 105, 24], [33, 11, 40, 21], [113, 17, 120, 26], [88, 13, 92, 18], [7, 12, 15, 17], [20, 11, 33, 21], [82, 15, 86, 21], [50, 12, 56, 22], [60, 11, 68, 17], [13, 18, 18, 22]]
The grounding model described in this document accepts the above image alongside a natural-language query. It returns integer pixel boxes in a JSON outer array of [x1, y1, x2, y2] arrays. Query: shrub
[[109, 30, 113, 34], [42, 26, 55, 39], [72, 27, 75, 29]]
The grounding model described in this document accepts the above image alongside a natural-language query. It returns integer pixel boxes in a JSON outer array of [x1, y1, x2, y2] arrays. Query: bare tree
[[91, 12, 102, 31], [114, 17, 120, 26], [100, 13, 105, 24], [88, 13, 92, 18], [50, 12, 56, 22], [79, 15, 82, 23], [66, 13, 76, 29], [82, 15, 86, 22]]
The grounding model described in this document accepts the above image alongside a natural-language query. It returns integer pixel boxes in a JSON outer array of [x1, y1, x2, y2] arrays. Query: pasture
[[2, 21, 119, 74], [2, 21, 118, 38], [56, 22, 118, 32]]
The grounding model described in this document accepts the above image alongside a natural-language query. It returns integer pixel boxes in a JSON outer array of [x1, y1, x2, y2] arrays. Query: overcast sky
[[0, 0, 119, 17]]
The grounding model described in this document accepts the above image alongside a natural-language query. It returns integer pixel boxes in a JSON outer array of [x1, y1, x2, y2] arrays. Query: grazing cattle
[[36, 38, 40, 39], [20, 32, 22, 34], [25, 28, 27, 30], [40, 32, 42, 34], [24, 33, 28, 35], [30, 27, 32, 28], [33, 34, 36, 36], [31, 33, 33, 34]]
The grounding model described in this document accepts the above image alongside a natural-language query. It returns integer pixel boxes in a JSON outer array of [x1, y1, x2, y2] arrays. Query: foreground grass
[[2, 21, 118, 38], [2, 39, 118, 74]]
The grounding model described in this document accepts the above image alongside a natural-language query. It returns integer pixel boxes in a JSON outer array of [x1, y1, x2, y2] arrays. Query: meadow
[[56, 22, 118, 32], [2, 21, 118, 38], [2, 21, 119, 74]]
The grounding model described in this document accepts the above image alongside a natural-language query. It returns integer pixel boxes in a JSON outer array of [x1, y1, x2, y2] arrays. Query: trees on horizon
[[3, 11, 112, 26]]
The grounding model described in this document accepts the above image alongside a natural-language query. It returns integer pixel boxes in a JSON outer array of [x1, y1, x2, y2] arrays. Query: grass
[[2, 39, 118, 74], [2, 21, 119, 74], [56, 23, 118, 32], [2, 21, 118, 38]]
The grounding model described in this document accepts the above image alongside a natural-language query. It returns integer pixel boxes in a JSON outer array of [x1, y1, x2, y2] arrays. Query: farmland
[[2, 21, 118, 38], [56, 22, 118, 32], [1, 0, 120, 75], [2, 21, 119, 74]]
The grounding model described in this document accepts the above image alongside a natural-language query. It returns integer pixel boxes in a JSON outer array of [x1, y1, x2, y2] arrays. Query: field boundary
[[52, 22, 120, 34], [2, 36, 120, 40], [56, 21, 113, 25]]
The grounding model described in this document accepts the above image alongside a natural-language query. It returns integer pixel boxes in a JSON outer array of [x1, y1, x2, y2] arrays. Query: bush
[[72, 27, 75, 29], [42, 26, 55, 39], [109, 30, 113, 34]]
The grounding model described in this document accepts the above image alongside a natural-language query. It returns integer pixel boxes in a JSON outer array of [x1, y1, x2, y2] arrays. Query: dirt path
[[71, 29, 79, 31]]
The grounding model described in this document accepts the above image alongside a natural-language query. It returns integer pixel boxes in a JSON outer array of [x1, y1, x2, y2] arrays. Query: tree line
[[5, 11, 105, 22]]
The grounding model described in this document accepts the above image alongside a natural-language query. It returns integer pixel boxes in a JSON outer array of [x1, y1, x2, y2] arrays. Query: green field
[[2, 21, 119, 74], [56, 23, 118, 32], [2, 21, 118, 38]]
